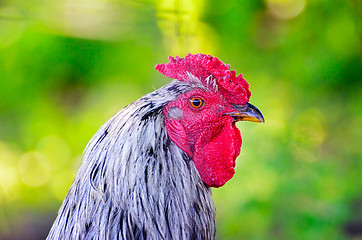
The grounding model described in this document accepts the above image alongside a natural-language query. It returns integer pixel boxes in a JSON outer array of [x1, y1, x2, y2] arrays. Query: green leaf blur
[[0, 0, 360, 239]]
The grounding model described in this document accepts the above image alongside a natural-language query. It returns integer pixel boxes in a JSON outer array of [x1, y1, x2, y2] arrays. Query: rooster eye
[[189, 97, 204, 108]]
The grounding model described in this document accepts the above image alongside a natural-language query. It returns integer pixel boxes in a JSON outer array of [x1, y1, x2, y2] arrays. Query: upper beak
[[224, 102, 265, 123]]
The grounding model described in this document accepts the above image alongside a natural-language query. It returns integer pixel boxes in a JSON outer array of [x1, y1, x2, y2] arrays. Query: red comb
[[155, 53, 251, 104]]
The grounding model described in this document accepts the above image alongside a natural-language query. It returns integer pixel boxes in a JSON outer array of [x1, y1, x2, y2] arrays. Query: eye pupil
[[190, 97, 203, 108]]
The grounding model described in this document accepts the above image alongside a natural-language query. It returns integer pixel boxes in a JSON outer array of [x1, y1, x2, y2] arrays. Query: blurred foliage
[[0, 0, 361, 239]]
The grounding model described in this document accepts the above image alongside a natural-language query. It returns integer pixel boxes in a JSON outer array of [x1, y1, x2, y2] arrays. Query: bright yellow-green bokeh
[[0, 0, 360, 239]]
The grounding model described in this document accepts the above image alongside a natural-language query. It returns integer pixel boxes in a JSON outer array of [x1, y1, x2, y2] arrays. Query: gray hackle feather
[[46, 79, 216, 240]]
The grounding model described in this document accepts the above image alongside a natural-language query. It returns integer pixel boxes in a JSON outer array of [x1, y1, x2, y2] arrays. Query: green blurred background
[[0, 0, 361, 239]]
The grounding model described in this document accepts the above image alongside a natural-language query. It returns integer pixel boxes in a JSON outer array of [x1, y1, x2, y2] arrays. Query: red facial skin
[[164, 88, 242, 188]]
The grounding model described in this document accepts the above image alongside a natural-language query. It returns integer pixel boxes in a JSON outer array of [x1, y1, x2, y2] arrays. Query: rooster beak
[[224, 103, 265, 123]]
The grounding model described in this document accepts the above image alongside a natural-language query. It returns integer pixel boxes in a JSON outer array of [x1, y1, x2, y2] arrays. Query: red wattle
[[193, 117, 242, 188]]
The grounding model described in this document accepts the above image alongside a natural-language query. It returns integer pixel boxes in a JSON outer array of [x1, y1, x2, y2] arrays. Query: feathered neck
[[47, 80, 216, 240]]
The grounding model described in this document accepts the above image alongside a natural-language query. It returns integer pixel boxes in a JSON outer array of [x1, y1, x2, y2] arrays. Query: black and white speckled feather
[[46, 80, 215, 240]]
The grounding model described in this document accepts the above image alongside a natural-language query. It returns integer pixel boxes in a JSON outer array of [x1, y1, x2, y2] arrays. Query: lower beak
[[224, 102, 265, 123]]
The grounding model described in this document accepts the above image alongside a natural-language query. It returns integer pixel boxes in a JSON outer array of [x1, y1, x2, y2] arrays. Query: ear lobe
[[164, 118, 193, 157]]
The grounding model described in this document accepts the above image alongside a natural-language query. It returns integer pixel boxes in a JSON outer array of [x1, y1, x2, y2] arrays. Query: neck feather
[[47, 81, 215, 240]]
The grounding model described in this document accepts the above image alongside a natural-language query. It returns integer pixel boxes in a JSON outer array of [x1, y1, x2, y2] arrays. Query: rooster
[[46, 53, 264, 240]]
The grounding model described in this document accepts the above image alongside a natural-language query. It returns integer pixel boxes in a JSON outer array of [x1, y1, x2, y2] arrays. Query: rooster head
[[156, 53, 264, 188]]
